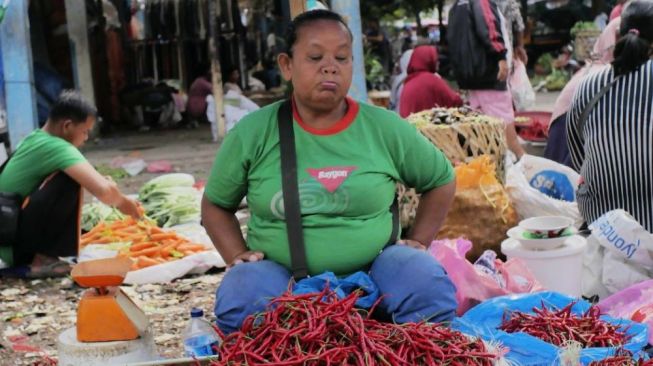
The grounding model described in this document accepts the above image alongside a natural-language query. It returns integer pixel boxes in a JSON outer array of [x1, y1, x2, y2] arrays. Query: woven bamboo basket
[[398, 118, 507, 228], [574, 29, 601, 61]]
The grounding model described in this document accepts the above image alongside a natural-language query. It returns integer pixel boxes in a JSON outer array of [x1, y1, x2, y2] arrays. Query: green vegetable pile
[[81, 202, 126, 232], [570, 21, 599, 38], [545, 69, 570, 91], [138, 173, 201, 228]]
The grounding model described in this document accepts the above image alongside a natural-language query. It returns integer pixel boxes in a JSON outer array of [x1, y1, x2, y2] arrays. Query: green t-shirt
[[0, 129, 86, 266], [205, 99, 454, 275]]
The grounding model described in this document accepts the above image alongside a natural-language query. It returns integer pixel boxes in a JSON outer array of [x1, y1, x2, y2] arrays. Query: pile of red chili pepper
[[211, 287, 500, 366], [499, 301, 630, 348], [588, 349, 653, 366]]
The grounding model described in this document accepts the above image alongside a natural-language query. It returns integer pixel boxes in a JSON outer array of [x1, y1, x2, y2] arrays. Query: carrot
[[148, 233, 178, 241], [85, 222, 105, 236], [160, 242, 179, 257], [130, 246, 161, 258], [149, 226, 165, 234], [177, 244, 206, 252], [136, 256, 159, 269], [130, 242, 157, 252], [80, 235, 102, 247]]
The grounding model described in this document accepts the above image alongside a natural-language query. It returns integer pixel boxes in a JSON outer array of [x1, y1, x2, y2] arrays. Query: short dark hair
[[49, 90, 98, 123], [284, 9, 352, 57]]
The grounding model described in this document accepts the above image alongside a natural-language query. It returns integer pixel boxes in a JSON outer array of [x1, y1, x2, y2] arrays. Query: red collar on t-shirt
[[291, 96, 359, 136]]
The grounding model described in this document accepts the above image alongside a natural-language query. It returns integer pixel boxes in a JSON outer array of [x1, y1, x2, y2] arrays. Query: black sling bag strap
[[277, 100, 400, 280], [0, 151, 21, 248], [577, 77, 620, 145], [277, 100, 310, 280]]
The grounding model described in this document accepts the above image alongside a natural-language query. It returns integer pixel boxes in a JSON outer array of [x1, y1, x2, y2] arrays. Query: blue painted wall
[[331, 0, 368, 103], [0, 0, 38, 150]]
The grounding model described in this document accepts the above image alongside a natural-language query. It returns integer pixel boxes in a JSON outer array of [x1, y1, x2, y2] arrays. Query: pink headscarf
[[549, 17, 620, 126]]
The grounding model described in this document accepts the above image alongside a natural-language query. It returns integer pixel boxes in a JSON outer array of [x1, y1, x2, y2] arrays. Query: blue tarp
[[293, 271, 380, 309], [453, 292, 648, 366]]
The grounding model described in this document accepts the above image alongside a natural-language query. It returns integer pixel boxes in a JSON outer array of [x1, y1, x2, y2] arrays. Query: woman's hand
[[397, 239, 427, 250], [117, 197, 143, 219], [497, 60, 509, 82], [228, 250, 265, 269]]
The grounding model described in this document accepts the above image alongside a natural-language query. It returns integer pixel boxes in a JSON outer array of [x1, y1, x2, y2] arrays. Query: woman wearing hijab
[[399, 45, 462, 118], [389, 49, 413, 113]]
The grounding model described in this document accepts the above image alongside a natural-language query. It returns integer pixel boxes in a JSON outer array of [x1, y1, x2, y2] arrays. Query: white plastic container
[[501, 235, 588, 297], [57, 327, 158, 366]]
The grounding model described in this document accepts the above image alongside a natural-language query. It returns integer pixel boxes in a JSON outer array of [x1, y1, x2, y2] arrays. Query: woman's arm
[[201, 195, 263, 266], [64, 162, 141, 218], [406, 180, 456, 247]]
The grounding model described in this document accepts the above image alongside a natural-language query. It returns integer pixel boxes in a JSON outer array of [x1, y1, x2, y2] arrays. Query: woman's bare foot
[[28, 254, 71, 278]]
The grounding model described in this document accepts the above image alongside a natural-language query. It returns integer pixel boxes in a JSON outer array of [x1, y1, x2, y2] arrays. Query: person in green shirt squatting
[[0, 90, 142, 278], [202, 10, 458, 334]]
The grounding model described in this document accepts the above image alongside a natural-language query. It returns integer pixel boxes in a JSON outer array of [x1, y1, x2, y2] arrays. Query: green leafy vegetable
[[139, 173, 201, 228]]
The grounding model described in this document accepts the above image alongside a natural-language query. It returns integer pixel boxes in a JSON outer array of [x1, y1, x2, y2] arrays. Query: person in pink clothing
[[187, 72, 213, 121], [399, 46, 462, 118], [609, 0, 629, 21], [543, 16, 620, 166]]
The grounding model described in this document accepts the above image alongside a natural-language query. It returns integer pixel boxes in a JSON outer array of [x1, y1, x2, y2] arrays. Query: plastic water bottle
[[183, 308, 221, 357], [474, 250, 506, 288]]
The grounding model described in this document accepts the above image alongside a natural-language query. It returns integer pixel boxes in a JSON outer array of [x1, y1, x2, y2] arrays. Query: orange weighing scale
[[71, 257, 149, 342]]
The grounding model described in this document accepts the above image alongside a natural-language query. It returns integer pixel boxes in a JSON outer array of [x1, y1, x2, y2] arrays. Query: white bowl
[[507, 227, 574, 250], [519, 216, 574, 238]]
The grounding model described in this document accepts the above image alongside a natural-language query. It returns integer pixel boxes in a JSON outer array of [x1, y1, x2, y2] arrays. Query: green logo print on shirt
[[270, 166, 357, 219]]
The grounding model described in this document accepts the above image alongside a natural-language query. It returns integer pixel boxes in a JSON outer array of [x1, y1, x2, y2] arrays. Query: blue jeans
[[214, 245, 458, 334]]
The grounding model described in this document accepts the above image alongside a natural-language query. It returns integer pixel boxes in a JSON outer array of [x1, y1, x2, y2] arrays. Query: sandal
[[26, 260, 71, 278]]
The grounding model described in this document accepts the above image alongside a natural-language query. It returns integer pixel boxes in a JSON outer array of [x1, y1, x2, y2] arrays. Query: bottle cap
[[190, 308, 204, 318]]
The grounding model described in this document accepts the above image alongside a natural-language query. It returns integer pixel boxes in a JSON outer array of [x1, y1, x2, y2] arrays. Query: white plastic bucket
[[57, 327, 158, 366], [501, 235, 587, 297]]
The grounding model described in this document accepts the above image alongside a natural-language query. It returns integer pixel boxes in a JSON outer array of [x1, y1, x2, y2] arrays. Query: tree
[[359, 0, 441, 32]]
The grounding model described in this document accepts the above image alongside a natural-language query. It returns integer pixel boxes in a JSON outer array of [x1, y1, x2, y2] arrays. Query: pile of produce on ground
[[406, 107, 502, 128], [454, 292, 648, 365], [213, 288, 502, 366], [500, 302, 630, 348], [139, 173, 201, 228], [81, 202, 126, 232], [588, 349, 653, 366], [80, 217, 209, 270]]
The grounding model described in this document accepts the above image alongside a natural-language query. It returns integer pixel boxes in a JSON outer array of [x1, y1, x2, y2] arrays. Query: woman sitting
[[568, 0, 653, 230], [201, 10, 458, 335], [0, 91, 142, 277], [399, 45, 462, 118]]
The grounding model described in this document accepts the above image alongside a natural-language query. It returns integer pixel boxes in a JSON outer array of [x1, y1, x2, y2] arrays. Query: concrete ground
[[84, 91, 560, 196]]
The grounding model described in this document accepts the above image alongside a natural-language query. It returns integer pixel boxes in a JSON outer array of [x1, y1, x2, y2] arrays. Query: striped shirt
[[567, 60, 653, 231]]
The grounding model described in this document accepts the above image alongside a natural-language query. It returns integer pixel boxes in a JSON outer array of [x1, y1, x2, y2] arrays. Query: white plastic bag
[[505, 154, 583, 226], [510, 60, 536, 111], [602, 251, 650, 294], [206, 91, 260, 142], [587, 210, 653, 294], [589, 210, 653, 269], [582, 235, 610, 299]]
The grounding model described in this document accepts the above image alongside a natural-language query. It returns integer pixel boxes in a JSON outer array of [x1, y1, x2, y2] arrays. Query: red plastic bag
[[430, 238, 543, 315]]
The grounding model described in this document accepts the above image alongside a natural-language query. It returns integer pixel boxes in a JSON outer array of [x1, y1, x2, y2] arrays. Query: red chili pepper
[[499, 302, 630, 348], [211, 288, 499, 365]]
